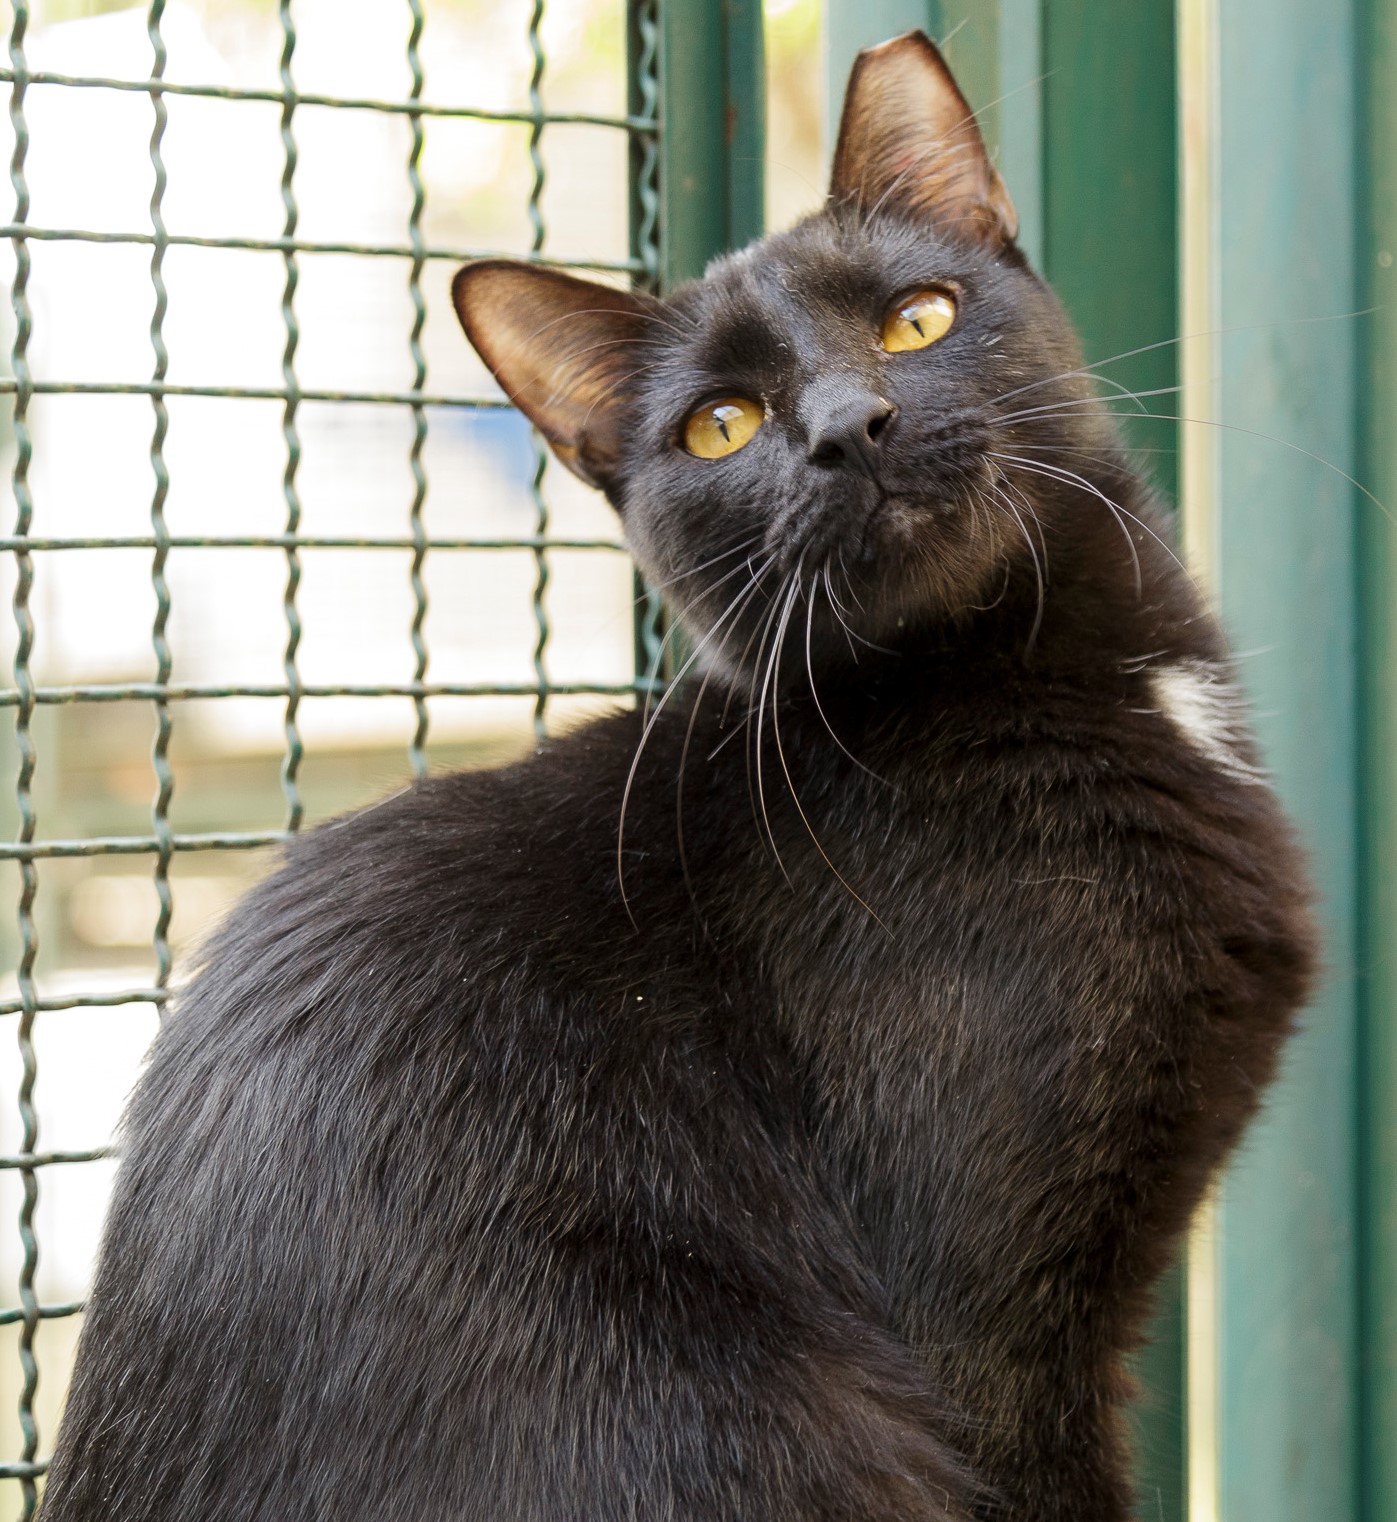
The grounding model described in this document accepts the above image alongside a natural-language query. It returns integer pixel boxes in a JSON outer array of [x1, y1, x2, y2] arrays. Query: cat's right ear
[[451, 261, 658, 492], [830, 31, 1018, 247]]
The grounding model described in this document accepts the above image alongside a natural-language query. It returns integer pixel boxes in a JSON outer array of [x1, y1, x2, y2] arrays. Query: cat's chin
[[856, 490, 956, 560], [845, 489, 1010, 637]]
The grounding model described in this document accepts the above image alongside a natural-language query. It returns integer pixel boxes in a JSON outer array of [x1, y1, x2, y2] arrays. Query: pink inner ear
[[829, 31, 1018, 246], [452, 260, 658, 491], [888, 149, 920, 181]]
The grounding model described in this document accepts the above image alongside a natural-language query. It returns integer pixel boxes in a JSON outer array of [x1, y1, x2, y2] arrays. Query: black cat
[[41, 33, 1314, 1522]]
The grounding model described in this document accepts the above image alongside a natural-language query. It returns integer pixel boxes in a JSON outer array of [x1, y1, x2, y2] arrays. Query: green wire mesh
[[0, 1, 662, 1510]]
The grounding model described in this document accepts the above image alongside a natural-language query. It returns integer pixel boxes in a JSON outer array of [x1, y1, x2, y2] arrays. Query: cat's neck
[[752, 483, 1216, 723]]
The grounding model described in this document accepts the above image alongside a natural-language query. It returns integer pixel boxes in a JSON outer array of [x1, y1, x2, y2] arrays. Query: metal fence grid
[[0, 0, 662, 1510]]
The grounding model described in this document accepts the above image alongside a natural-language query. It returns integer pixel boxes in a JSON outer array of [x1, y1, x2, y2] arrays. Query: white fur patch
[[1148, 660, 1261, 782]]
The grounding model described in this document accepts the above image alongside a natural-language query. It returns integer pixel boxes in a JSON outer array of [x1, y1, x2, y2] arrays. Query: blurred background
[[0, 1, 1393, 1519]]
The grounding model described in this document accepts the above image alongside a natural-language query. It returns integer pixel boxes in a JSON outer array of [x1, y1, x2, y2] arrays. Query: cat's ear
[[451, 260, 659, 492], [830, 31, 1018, 247]]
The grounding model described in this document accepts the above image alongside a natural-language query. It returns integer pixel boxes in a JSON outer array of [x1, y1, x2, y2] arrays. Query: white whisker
[[674, 572, 771, 918], [617, 554, 776, 927], [1006, 408, 1392, 524], [987, 476, 1045, 652], [751, 573, 801, 882], [772, 574, 890, 930], [983, 306, 1374, 415], [805, 578, 893, 786], [991, 450, 1187, 592]]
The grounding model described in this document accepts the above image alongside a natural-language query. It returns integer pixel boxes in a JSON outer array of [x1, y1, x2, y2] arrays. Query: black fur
[[42, 33, 1314, 1522]]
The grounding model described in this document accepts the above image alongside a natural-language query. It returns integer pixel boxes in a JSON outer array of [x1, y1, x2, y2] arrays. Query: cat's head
[[453, 32, 1119, 675]]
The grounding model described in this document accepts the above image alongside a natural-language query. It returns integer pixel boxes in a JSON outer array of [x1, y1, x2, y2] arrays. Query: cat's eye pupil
[[684, 396, 763, 459], [881, 289, 956, 353]]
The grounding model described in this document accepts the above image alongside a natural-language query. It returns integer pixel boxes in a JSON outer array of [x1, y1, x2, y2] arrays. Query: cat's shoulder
[[167, 708, 651, 1038], [281, 702, 646, 882]]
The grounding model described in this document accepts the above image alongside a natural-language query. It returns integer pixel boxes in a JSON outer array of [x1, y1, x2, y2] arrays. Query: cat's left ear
[[452, 260, 659, 492], [830, 30, 1018, 247]]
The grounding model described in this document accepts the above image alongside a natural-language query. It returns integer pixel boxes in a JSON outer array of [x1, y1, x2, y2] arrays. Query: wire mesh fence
[[0, 0, 662, 1510]]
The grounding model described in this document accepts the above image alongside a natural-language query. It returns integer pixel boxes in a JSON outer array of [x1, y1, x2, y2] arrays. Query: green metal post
[[657, 0, 766, 286], [934, 1, 1043, 270], [1358, 0, 1397, 1515], [1038, 4, 1178, 511], [1204, 2, 1360, 1516], [1036, 13, 1182, 1516]]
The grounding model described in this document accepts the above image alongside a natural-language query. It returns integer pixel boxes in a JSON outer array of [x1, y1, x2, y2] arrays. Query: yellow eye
[[682, 396, 764, 459], [880, 289, 957, 353]]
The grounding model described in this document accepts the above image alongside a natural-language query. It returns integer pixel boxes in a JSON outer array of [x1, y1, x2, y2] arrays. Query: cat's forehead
[[665, 213, 980, 365]]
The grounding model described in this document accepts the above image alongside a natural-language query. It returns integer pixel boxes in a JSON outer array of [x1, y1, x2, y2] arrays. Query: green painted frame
[[1200, 4, 1360, 1516], [654, 0, 766, 287], [1358, 0, 1396, 1518]]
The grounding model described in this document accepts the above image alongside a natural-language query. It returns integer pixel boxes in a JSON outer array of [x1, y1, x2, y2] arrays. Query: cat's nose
[[806, 390, 896, 477]]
